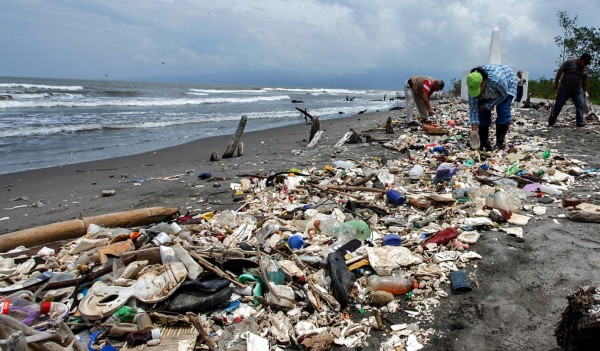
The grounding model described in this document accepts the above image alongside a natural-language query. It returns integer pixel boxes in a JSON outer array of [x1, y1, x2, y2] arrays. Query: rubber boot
[[478, 125, 490, 151], [495, 124, 509, 150]]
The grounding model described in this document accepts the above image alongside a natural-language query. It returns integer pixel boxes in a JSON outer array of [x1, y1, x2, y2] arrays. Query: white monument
[[488, 27, 502, 64], [461, 27, 528, 104]]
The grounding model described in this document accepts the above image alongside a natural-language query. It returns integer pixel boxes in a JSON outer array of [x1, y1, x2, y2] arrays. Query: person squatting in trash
[[403, 76, 445, 126], [548, 53, 592, 128], [466, 64, 517, 151]]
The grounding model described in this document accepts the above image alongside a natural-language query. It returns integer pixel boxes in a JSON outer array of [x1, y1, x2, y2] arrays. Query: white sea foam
[[0, 83, 84, 91], [0, 95, 291, 109], [188, 88, 266, 94]]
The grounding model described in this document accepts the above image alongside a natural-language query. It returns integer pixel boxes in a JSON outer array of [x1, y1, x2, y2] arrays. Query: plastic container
[[386, 190, 406, 205], [383, 233, 402, 246], [151, 232, 171, 246], [367, 275, 417, 295]]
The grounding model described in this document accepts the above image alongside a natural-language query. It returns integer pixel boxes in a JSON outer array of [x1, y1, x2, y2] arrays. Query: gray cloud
[[1, 0, 597, 87]]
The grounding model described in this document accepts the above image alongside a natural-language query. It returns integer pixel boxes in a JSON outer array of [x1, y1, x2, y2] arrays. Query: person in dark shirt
[[515, 71, 525, 107], [548, 53, 592, 128]]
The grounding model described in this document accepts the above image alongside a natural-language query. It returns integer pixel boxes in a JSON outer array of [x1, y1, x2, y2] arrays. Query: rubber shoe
[[167, 286, 233, 313], [469, 131, 480, 150]]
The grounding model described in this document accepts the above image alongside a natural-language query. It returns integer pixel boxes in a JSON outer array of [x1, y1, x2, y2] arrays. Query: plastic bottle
[[105, 305, 136, 324], [493, 191, 517, 220], [543, 150, 551, 159], [333, 160, 356, 169], [0, 297, 67, 327], [151, 232, 171, 246], [265, 259, 285, 285], [344, 220, 372, 241], [126, 327, 161, 346], [367, 275, 417, 295], [539, 184, 562, 195], [310, 218, 357, 240], [256, 223, 280, 245], [386, 190, 406, 205]]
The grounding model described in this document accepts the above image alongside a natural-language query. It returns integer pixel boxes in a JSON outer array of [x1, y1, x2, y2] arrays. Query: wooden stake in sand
[[222, 115, 247, 159]]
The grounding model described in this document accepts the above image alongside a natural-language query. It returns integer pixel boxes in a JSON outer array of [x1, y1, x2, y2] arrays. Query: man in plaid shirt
[[466, 64, 517, 150]]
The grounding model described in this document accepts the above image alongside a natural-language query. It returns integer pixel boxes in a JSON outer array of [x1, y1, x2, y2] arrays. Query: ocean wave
[[188, 88, 266, 94], [0, 83, 84, 91], [0, 101, 391, 138], [0, 95, 291, 109], [100, 90, 141, 97]]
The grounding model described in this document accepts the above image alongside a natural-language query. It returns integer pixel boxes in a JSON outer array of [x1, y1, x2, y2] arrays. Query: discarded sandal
[[78, 262, 187, 319]]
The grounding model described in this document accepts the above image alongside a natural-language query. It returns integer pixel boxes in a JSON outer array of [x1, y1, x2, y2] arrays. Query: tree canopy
[[554, 11, 600, 78]]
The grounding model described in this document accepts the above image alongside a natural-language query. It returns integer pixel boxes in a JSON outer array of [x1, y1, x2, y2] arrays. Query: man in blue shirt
[[466, 64, 517, 150]]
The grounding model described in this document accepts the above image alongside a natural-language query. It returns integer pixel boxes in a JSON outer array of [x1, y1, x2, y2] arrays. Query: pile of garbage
[[0, 101, 596, 351]]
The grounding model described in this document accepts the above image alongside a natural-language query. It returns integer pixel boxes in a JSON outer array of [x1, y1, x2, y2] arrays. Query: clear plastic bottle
[[265, 259, 285, 285], [0, 297, 67, 328], [256, 223, 280, 245], [310, 218, 357, 240], [367, 275, 417, 295]]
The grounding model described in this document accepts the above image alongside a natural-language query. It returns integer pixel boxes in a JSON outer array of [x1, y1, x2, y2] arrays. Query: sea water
[[0, 76, 403, 175]]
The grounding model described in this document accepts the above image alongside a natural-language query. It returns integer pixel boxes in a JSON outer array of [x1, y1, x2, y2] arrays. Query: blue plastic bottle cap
[[288, 234, 305, 250], [198, 172, 211, 179]]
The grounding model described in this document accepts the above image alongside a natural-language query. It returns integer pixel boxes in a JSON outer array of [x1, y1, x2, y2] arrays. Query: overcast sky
[[1, 0, 598, 89]]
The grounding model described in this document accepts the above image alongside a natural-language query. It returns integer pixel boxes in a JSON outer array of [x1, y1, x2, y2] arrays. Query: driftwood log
[[0, 207, 179, 253], [568, 203, 600, 223], [555, 285, 600, 350], [347, 129, 362, 144], [222, 115, 247, 159], [296, 107, 314, 122], [385, 116, 394, 134], [309, 116, 320, 143]]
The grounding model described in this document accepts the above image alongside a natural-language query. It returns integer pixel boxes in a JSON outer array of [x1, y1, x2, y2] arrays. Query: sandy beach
[[2, 101, 600, 350], [0, 110, 388, 234]]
